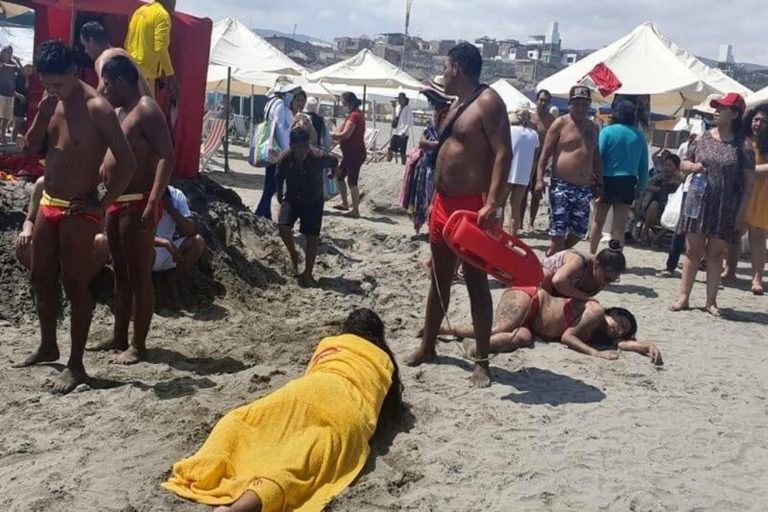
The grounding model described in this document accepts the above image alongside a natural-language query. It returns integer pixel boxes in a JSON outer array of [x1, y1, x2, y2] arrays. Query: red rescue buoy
[[443, 210, 543, 287]]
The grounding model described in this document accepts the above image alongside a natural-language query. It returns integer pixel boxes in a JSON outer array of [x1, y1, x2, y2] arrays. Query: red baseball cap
[[710, 93, 746, 115]]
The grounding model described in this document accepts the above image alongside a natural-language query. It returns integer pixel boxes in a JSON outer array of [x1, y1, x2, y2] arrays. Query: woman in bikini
[[438, 287, 663, 365], [541, 239, 626, 300]]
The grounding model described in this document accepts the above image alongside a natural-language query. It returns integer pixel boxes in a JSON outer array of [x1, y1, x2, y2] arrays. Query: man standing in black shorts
[[276, 127, 338, 286], [389, 92, 412, 164]]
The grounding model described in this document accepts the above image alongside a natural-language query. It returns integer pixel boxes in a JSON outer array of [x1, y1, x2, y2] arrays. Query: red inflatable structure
[[443, 210, 544, 287], [20, 0, 211, 178]]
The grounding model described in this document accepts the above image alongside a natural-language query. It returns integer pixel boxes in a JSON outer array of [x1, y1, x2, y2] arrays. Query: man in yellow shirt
[[124, 0, 178, 100]]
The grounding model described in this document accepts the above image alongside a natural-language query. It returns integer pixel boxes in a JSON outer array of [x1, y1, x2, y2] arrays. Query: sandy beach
[[2, 145, 768, 511]]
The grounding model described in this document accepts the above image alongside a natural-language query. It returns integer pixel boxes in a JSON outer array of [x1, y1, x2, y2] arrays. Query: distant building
[[718, 44, 734, 64], [546, 21, 561, 46], [265, 36, 317, 64], [474, 36, 500, 59], [334, 35, 372, 55], [525, 21, 563, 65], [427, 39, 457, 55]]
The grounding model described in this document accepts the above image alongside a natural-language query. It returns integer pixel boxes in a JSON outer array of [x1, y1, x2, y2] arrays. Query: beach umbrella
[[538, 23, 752, 115]]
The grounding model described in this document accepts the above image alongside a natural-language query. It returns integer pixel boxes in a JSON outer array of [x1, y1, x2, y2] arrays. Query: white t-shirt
[[507, 126, 540, 186], [393, 104, 413, 136], [157, 186, 191, 241]]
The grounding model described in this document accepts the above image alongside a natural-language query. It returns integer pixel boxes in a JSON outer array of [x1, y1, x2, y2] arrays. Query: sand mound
[[0, 176, 288, 325], [167, 175, 287, 308]]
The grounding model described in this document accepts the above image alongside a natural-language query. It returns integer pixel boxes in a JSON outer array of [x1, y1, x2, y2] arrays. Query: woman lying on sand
[[439, 287, 663, 365], [163, 309, 404, 512]]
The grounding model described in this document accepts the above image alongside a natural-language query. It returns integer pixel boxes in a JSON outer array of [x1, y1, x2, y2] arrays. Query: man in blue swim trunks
[[536, 86, 602, 256]]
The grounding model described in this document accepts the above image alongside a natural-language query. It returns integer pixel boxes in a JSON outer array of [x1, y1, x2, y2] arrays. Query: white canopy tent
[[309, 48, 427, 106], [209, 17, 305, 76], [537, 23, 751, 116], [206, 64, 332, 99], [0, 25, 33, 64], [747, 86, 768, 108], [309, 49, 423, 90], [490, 79, 535, 112]]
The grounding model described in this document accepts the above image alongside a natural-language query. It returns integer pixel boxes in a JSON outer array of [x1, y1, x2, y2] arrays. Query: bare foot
[[721, 270, 736, 282], [332, 204, 349, 211], [752, 283, 764, 296], [344, 211, 360, 219], [668, 298, 689, 312], [45, 367, 87, 394], [111, 346, 144, 365], [470, 362, 491, 388], [298, 272, 316, 287], [403, 345, 436, 367], [87, 337, 128, 352], [12, 346, 59, 368], [656, 269, 677, 278], [706, 304, 721, 317]]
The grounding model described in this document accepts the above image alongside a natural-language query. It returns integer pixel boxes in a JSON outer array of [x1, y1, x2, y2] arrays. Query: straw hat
[[508, 102, 532, 125], [420, 75, 453, 104], [269, 76, 301, 96], [692, 93, 722, 115]]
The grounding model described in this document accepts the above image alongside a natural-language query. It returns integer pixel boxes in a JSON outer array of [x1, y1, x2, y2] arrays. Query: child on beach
[[276, 127, 338, 286]]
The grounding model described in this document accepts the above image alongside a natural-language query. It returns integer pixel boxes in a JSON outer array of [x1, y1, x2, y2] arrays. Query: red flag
[[579, 63, 622, 97]]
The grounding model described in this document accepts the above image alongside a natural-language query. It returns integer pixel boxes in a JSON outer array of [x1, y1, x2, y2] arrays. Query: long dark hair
[[341, 92, 361, 110], [341, 308, 404, 438], [745, 104, 768, 156]]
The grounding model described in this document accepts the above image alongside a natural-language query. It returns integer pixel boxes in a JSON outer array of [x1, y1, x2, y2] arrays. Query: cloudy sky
[[178, 0, 765, 64]]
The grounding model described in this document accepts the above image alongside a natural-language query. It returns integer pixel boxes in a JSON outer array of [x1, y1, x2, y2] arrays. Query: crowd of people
[[10, 0, 200, 394], [5, 9, 767, 508]]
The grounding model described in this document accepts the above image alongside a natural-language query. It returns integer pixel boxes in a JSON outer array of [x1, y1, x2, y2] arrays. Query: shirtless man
[[97, 55, 175, 364], [440, 287, 663, 366], [80, 21, 152, 97], [15, 176, 110, 277], [404, 42, 512, 388], [522, 89, 556, 231], [12, 41, 136, 393], [536, 86, 602, 256]]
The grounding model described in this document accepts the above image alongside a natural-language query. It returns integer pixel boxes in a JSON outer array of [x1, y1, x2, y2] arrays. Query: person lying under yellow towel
[[162, 308, 405, 511]]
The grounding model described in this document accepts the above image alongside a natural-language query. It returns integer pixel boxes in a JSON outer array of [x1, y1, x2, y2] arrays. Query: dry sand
[[2, 146, 768, 511]]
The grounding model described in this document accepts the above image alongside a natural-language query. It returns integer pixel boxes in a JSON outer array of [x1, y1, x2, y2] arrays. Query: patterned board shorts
[[548, 177, 594, 238]]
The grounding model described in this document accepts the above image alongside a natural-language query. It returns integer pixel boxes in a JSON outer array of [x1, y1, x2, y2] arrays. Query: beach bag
[[660, 184, 684, 231], [323, 169, 339, 201], [249, 99, 281, 167]]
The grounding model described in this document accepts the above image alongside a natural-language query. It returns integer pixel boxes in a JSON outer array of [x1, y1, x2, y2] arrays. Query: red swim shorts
[[429, 193, 484, 244]]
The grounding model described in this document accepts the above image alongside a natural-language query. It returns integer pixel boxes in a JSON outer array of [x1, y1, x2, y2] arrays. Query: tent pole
[[224, 66, 231, 173], [363, 84, 367, 122]]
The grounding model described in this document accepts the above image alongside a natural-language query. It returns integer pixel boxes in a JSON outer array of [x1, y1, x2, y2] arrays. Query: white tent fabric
[[206, 64, 333, 99], [490, 79, 535, 112], [0, 26, 33, 64], [210, 17, 305, 75], [672, 117, 706, 135], [309, 49, 423, 90], [747, 86, 768, 108], [537, 23, 751, 115]]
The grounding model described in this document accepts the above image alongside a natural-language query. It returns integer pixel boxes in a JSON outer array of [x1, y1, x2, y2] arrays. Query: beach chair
[[364, 128, 383, 163], [201, 110, 214, 137], [199, 117, 227, 172], [231, 114, 249, 143]]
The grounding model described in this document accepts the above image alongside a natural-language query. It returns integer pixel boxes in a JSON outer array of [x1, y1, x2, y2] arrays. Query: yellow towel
[[162, 334, 394, 511]]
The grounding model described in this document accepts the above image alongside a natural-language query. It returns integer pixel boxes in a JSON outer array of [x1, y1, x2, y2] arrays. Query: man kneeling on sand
[[15, 176, 110, 278], [152, 186, 205, 302], [439, 287, 663, 365], [276, 126, 339, 286]]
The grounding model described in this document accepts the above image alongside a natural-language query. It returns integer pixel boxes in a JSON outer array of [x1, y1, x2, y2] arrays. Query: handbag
[[660, 184, 683, 231], [323, 168, 340, 201], [249, 98, 282, 167]]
